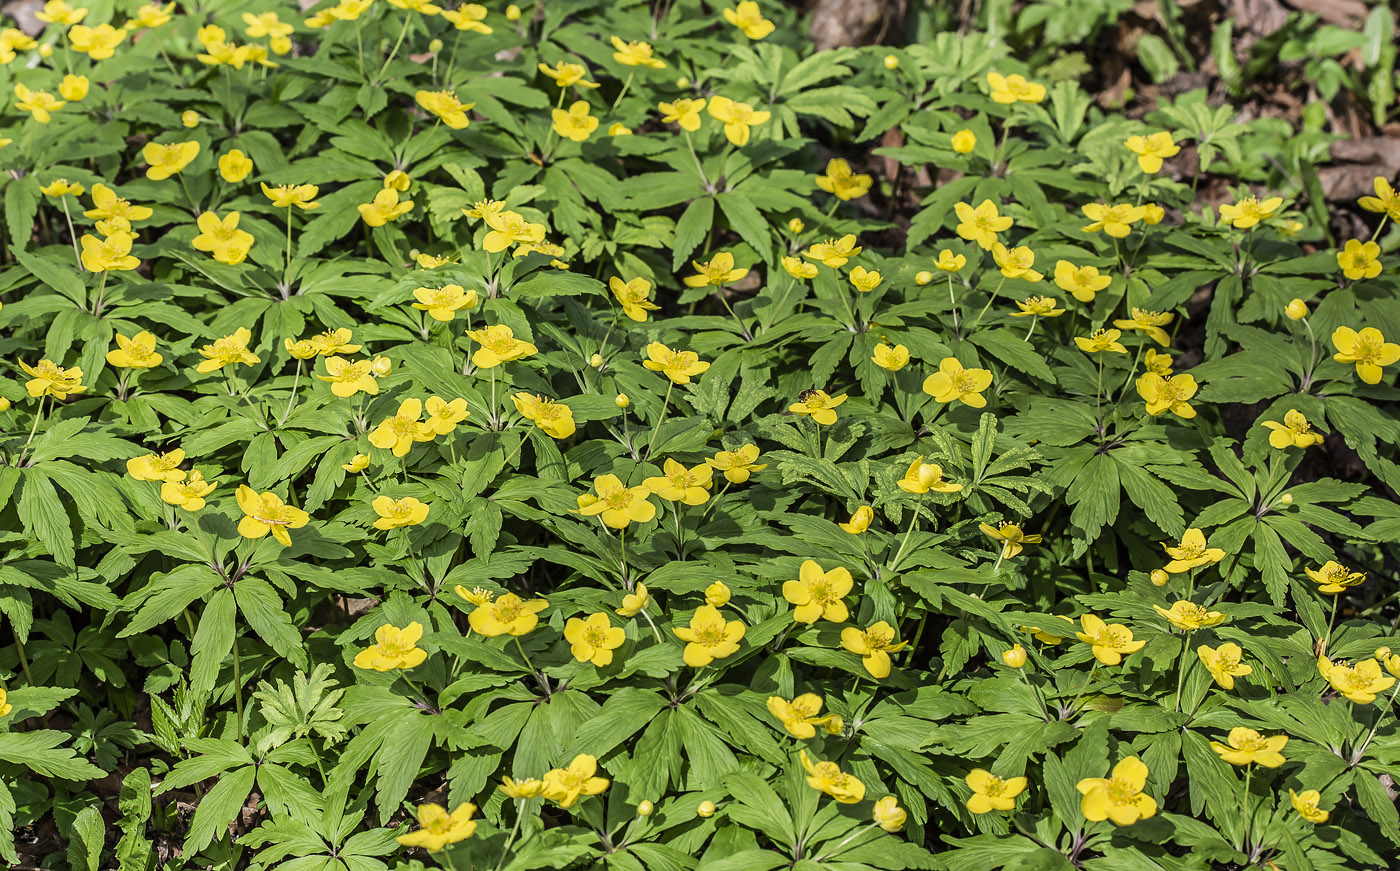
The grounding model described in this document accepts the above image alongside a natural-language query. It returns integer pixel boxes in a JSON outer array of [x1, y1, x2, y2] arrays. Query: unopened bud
[[787, 218, 804, 234], [883, 54, 899, 70], [675, 76, 689, 88], [615, 393, 630, 409], [915, 270, 933, 286], [637, 799, 654, 816], [1150, 569, 1169, 587], [505, 4, 521, 20], [1002, 644, 1026, 668], [1280, 493, 1293, 505], [1285, 298, 1308, 321], [428, 38, 443, 52], [697, 800, 716, 817], [371, 356, 392, 377], [589, 353, 604, 367]]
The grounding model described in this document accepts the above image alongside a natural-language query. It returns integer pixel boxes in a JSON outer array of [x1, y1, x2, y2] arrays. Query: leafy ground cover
[[0, 1, 1398, 869]]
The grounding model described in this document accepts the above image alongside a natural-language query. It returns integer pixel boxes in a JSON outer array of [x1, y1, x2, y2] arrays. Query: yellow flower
[[85, 184, 152, 222], [418, 396, 469, 438], [609, 276, 660, 321], [1161, 528, 1225, 573], [219, 149, 254, 182], [371, 496, 430, 530], [1002, 645, 1026, 668], [58, 74, 88, 101], [106, 331, 162, 369], [1113, 308, 1174, 347], [706, 444, 766, 483], [413, 284, 477, 321], [954, 199, 1013, 250], [538, 60, 598, 89], [986, 71, 1045, 104], [642, 342, 709, 384], [1219, 195, 1283, 229], [803, 234, 862, 268], [552, 100, 598, 142], [161, 470, 216, 511], [849, 266, 882, 292], [1082, 202, 1146, 237], [79, 231, 140, 273], [242, 10, 293, 38], [1136, 372, 1198, 419], [840, 621, 907, 678], [897, 457, 961, 494], [19, 360, 85, 399], [782, 560, 853, 624], [512, 393, 575, 439], [37, 1, 87, 24], [394, 802, 474, 852], [1053, 261, 1112, 302], [499, 777, 544, 799], [815, 158, 872, 201], [644, 458, 713, 505], [308, 328, 359, 357], [40, 178, 83, 197], [1010, 296, 1062, 318], [454, 586, 495, 608], [923, 357, 993, 407], [1144, 348, 1174, 375], [1075, 328, 1127, 354], [872, 342, 910, 371], [992, 243, 1042, 282], [800, 749, 866, 803], [443, 4, 491, 32], [933, 250, 966, 272], [462, 198, 505, 222], [13, 83, 64, 123], [1023, 616, 1074, 645], [1332, 325, 1400, 385], [951, 129, 976, 154], [1153, 600, 1225, 631], [236, 485, 310, 547], [658, 97, 706, 131], [789, 389, 846, 425], [978, 522, 1041, 559], [1261, 409, 1323, 450], [1124, 131, 1179, 174], [1077, 757, 1156, 825], [128, 450, 186, 482], [722, 1, 775, 39], [1210, 727, 1287, 768], [67, 23, 126, 60], [192, 211, 255, 265], [1142, 203, 1165, 225], [684, 252, 748, 287], [1305, 560, 1365, 594], [315, 357, 377, 398], [707, 95, 770, 147], [577, 474, 655, 529], [196, 328, 260, 373], [1336, 239, 1382, 280], [565, 613, 626, 666], [839, 505, 873, 534], [767, 694, 833, 739], [1290, 790, 1329, 824], [1076, 614, 1146, 665], [611, 35, 664, 68], [387, 0, 442, 12], [467, 324, 538, 369], [1358, 176, 1400, 220], [1324, 658, 1396, 704], [417, 252, 451, 268], [1197, 642, 1251, 690], [965, 769, 1028, 813], [260, 183, 320, 210], [542, 755, 610, 808], [469, 593, 548, 637], [358, 189, 413, 227], [708, 583, 731, 611], [616, 583, 649, 617], [674, 604, 745, 667], [481, 210, 545, 252], [342, 454, 370, 473], [369, 399, 432, 457], [872, 796, 907, 832], [142, 141, 200, 181], [0, 688, 10, 717], [607, 122, 632, 136]]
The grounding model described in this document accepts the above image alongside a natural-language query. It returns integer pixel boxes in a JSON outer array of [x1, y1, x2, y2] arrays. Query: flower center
[[254, 506, 292, 526], [983, 775, 1006, 796], [492, 600, 522, 622], [585, 626, 608, 646], [1106, 779, 1136, 804], [695, 621, 725, 645], [1235, 735, 1265, 751], [952, 372, 980, 392], [864, 629, 891, 649]]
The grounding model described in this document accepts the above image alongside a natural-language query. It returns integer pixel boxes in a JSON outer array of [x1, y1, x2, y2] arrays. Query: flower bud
[[1386, 654, 1400, 679], [872, 796, 907, 832], [371, 356, 392, 377], [697, 800, 716, 818], [342, 453, 370, 472], [915, 270, 933, 286], [824, 715, 844, 735], [1002, 644, 1026, 668], [615, 393, 630, 409], [383, 170, 411, 191], [1375, 646, 1392, 660], [1150, 569, 1169, 586], [951, 128, 976, 154], [38, 44, 52, 58], [787, 218, 804, 234], [1280, 493, 1293, 505], [0, 397, 10, 412], [675, 76, 690, 88], [182, 110, 199, 128], [589, 353, 604, 368], [506, 4, 521, 20], [883, 54, 899, 70], [637, 799, 654, 816], [1285, 298, 1308, 321], [428, 38, 443, 53], [705, 581, 731, 607]]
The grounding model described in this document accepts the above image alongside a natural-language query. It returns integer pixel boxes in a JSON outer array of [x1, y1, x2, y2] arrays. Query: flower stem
[[888, 492, 926, 571], [643, 380, 674, 462]]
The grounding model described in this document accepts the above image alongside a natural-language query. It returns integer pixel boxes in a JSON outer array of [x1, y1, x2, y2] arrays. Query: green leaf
[[235, 577, 309, 670], [672, 196, 715, 270], [17, 470, 74, 566], [969, 329, 1056, 384], [183, 764, 256, 853], [66, 806, 105, 871]]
